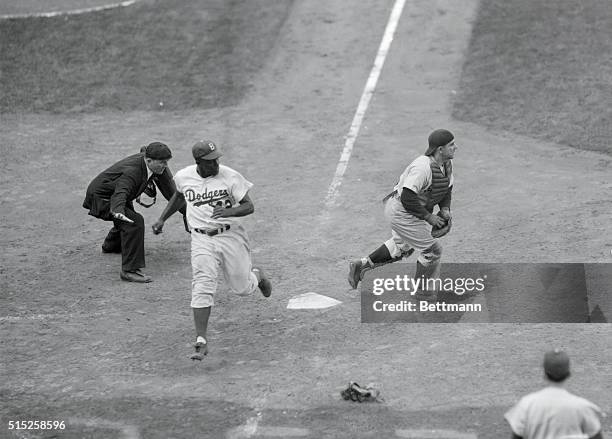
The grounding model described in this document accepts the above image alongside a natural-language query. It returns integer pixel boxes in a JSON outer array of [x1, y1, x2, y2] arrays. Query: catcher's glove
[[431, 212, 452, 238], [340, 382, 382, 403]]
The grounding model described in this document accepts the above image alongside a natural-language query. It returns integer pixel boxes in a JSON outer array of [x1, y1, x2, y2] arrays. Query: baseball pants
[[190, 224, 258, 308], [383, 195, 441, 266]]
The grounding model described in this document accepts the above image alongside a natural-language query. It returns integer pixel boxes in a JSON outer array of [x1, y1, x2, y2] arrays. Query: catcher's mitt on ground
[[340, 382, 383, 403], [431, 212, 452, 238]]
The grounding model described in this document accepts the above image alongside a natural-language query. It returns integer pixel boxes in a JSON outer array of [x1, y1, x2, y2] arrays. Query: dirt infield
[[1, 0, 611, 438], [0, 0, 138, 17]]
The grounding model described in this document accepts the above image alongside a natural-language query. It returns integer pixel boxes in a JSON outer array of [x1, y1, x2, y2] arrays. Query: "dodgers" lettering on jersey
[[185, 188, 230, 206]]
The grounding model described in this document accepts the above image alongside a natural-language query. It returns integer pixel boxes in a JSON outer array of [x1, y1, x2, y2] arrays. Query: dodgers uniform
[[174, 164, 259, 308]]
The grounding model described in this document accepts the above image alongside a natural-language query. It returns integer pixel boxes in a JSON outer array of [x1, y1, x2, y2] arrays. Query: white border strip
[[69, 417, 140, 439], [396, 429, 477, 439], [0, 0, 138, 19], [324, 0, 407, 208]]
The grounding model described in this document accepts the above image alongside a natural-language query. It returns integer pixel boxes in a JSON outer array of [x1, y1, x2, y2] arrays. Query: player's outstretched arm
[[152, 192, 186, 234], [211, 192, 254, 219]]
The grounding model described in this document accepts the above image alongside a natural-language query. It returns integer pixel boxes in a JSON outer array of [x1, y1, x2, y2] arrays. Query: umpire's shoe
[[120, 269, 152, 283], [252, 267, 272, 297]]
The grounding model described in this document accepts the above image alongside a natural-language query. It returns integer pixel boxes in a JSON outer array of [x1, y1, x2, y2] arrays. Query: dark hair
[[545, 371, 570, 383]]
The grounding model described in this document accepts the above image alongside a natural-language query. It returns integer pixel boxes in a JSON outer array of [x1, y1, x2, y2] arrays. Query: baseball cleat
[[253, 267, 272, 298], [190, 340, 208, 360], [348, 259, 365, 289]]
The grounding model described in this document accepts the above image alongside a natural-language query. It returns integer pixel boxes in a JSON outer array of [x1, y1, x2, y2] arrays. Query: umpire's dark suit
[[83, 148, 177, 273]]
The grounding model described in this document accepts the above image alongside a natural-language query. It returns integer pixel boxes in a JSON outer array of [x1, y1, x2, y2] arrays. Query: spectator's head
[[543, 349, 571, 382]]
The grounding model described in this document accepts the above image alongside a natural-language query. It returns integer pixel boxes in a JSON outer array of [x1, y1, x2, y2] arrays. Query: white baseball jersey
[[174, 164, 258, 308], [393, 155, 454, 195], [504, 386, 603, 439], [174, 164, 253, 230]]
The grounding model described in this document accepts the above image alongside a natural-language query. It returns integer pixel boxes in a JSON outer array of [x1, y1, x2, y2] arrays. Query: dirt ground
[[1, 0, 611, 438], [0, 0, 137, 16]]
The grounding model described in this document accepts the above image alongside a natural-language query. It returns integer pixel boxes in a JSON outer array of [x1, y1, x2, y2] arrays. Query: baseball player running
[[152, 140, 271, 360], [348, 129, 456, 296]]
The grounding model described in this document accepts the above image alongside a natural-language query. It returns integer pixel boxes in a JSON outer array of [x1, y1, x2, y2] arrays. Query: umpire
[[83, 142, 182, 283]]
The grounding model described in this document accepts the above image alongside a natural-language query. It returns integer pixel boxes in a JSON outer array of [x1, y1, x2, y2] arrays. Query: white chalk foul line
[[226, 413, 262, 439], [0, 312, 105, 322], [226, 397, 268, 439], [324, 0, 407, 208], [254, 426, 310, 437], [0, 0, 139, 19], [396, 429, 477, 439], [227, 425, 310, 438], [69, 417, 140, 439]]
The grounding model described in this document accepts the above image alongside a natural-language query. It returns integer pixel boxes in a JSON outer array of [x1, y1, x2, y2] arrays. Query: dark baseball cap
[[543, 349, 570, 381], [425, 129, 455, 156], [192, 140, 222, 161], [144, 142, 172, 160]]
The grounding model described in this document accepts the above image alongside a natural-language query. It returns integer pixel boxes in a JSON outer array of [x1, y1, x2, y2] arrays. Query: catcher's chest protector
[[418, 160, 452, 211]]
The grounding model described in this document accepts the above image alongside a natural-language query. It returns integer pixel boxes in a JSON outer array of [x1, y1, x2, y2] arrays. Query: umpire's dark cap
[[425, 129, 454, 156], [543, 349, 570, 380], [144, 142, 172, 160], [193, 140, 222, 161]]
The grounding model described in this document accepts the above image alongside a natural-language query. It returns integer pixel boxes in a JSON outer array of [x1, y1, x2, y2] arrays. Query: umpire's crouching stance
[[83, 142, 185, 283]]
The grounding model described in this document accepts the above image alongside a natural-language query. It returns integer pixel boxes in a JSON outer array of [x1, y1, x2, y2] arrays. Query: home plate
[[287, 293, 342, 309]]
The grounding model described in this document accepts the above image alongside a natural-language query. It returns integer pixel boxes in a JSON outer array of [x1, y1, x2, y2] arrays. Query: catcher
[[348, 129, 457, 296]]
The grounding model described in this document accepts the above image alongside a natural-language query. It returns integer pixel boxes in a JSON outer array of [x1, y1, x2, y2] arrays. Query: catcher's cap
[[425, 129, 454, 156], [543, 349, 570, 381], [192, 140, 222, 161], [144, 142, 172, 160]]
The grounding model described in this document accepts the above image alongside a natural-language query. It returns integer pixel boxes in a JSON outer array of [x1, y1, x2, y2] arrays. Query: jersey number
[[215, 199, 232, 208]]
